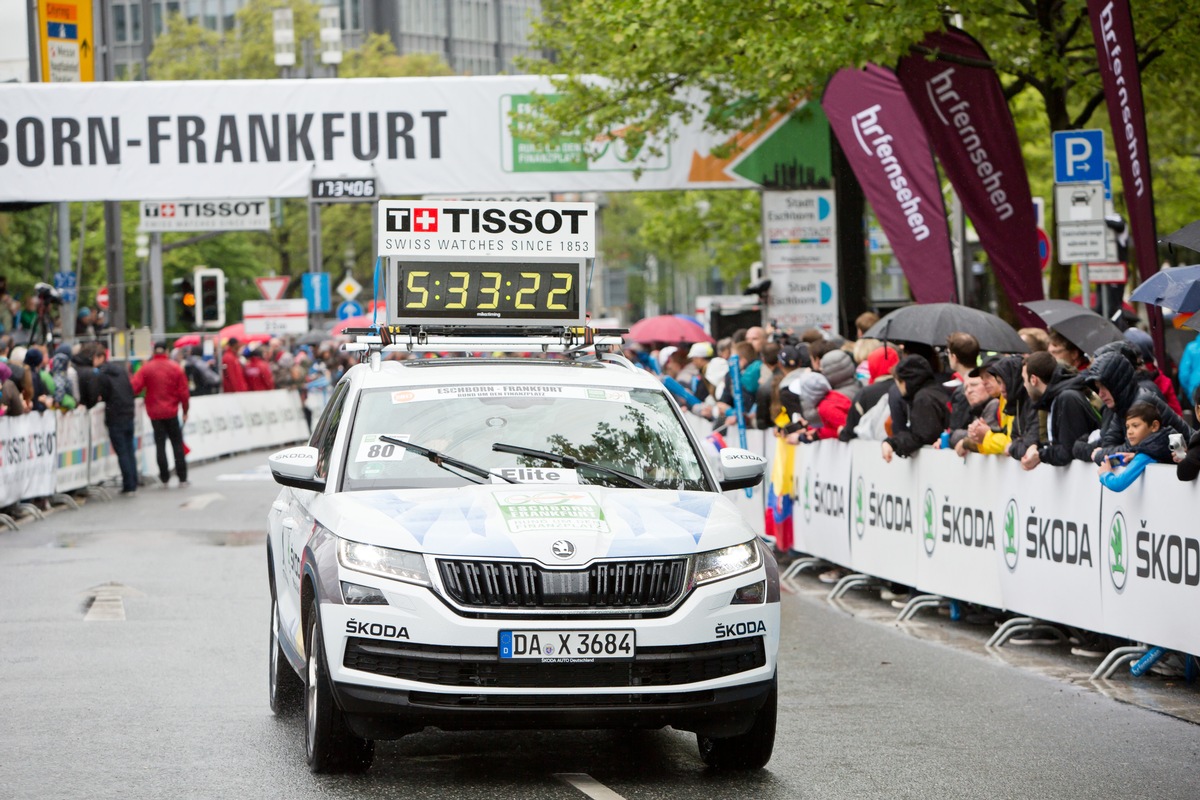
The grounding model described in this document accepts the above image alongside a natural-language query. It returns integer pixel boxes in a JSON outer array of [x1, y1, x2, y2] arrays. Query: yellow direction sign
[[39, 0, 95, 82]]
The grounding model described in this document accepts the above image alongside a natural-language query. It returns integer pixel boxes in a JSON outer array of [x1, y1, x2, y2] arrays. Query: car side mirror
[[718, 447, 767, 491], [269, 446, 325, 491]]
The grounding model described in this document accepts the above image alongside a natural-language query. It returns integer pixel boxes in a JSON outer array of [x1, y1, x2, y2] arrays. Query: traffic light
[[194, 267, 226, 329], [173, 276, 196, 327]]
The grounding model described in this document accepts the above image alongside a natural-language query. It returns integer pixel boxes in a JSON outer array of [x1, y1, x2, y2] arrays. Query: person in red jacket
[[222, 338, 249, 393], [243, 346, 276, 391], [132, 342, 191, 487]]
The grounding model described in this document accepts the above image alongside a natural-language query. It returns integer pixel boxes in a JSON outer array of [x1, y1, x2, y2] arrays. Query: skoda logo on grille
[[551, 540, 576, 559]]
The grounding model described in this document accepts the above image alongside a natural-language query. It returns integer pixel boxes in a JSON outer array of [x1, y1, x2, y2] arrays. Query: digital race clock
[[309, 178, 378, 203], [388, 259, 585, 326]]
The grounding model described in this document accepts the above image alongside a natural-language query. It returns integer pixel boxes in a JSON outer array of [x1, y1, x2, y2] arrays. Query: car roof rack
[[341, 324, 634, 368]]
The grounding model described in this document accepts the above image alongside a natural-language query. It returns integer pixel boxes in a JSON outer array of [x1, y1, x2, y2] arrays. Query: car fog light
[[341, 581, 388, 605], [731, 580, 766, 605]]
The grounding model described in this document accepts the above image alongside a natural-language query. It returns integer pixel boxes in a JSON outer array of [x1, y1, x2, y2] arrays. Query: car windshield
[[341, 383, 709, 492]]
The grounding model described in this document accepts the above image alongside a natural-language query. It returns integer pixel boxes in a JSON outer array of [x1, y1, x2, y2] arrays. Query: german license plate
[[499, 629, 635, 661]]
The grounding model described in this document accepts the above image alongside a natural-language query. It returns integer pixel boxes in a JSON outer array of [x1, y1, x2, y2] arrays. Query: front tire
[[305, 600, 375, 773], [269, 594, 303, 714], [697, 678, 777, 769]]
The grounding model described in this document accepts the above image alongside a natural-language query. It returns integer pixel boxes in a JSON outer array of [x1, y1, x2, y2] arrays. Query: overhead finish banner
[[896, 28, 1043, 326], [1087, 0, 1165, 365], [822, 65, 957, 304], [0, 77, 831, 202]]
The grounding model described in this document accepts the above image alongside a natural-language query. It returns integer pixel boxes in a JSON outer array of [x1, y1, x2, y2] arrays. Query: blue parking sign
[[1053, 130, 1104, 184]]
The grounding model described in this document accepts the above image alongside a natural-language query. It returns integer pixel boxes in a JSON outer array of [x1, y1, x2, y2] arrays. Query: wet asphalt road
[[1, 450, 1199, 799]]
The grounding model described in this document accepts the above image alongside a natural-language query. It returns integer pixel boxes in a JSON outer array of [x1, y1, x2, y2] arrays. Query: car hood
[[311, 484, 754, 565]]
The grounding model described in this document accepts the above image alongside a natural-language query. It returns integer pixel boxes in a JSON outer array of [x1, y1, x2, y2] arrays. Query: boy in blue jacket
[[1098, 402, 1174, 492]]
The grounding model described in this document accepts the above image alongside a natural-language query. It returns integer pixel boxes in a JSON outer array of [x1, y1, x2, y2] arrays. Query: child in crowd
[[1098, 402, 1174, 492]]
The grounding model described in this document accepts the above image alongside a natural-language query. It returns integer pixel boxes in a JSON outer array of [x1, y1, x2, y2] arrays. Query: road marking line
[[84, 590, 126, 622], [555, 773, 627, 800], [180, 492, 224, 510]]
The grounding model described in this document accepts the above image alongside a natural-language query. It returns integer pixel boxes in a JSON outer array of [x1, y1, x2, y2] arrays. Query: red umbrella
[[626, 314, 714, 345], [217, 322, 272, 344], [172, 334, 201, 348]]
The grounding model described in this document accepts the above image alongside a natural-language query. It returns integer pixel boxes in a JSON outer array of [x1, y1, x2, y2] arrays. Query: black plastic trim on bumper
[[331, 678, 775, 741]]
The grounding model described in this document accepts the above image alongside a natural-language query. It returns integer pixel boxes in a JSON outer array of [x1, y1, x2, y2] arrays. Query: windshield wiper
[[380, 435, 516, 484], [491, 443, 655, 489]]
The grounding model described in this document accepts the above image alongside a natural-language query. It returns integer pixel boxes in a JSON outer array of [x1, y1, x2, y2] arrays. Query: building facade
[[107, 0, 545, 78]]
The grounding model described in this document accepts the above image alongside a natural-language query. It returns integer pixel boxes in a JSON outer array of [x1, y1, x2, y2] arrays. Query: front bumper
[[316, 549, 780, 739], [333, 677, 776, 740]]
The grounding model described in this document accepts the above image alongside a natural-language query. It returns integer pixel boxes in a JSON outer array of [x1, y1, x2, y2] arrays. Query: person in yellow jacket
[[954, 355, 1012, 456]]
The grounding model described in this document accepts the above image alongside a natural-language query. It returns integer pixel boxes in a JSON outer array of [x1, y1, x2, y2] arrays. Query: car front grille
[[437, 558, 689, 610], [407, 690, 715, 709], [343, 636, 766, 689]]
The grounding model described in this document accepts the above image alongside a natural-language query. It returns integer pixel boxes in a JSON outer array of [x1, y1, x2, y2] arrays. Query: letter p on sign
[[1053, 129, 1105, 183]]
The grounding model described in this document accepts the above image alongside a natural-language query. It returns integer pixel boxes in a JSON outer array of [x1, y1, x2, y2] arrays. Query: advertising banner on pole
[[896, 28, 1043, 327], [0, 79, 830, 202], [1086, 0, 1166, 368], [822, 65, 957, 304]]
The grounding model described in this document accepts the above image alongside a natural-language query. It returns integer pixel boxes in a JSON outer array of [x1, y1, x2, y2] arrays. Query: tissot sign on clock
[[377, 200, 596, 258]]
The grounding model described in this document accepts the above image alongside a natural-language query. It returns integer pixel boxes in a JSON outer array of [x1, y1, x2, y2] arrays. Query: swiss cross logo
[[385, 207, 438, 233], [161, 203, 176, 218]]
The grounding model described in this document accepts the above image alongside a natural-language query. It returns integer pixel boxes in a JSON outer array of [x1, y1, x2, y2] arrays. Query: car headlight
[[691, 541, 761, 586], [337, 539, 431, 587]]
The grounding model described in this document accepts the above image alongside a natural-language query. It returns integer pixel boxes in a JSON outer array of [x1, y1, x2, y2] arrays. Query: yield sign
[[255, 276, 290, 301]]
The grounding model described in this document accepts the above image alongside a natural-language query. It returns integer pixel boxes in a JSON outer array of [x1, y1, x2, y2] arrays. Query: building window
[[114, 4, 128, 42], [130, 2, 142, 42]]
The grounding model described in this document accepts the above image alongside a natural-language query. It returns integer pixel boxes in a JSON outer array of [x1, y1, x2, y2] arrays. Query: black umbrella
[[1160, 220, 1200, 254], [863, 303, 1028, 353], [1019, 299, 1125, 356]]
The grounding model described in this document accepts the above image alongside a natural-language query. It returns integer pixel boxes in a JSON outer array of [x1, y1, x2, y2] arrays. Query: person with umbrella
[[1047, 330, 1088, 373], [881, 355, 949, 463]]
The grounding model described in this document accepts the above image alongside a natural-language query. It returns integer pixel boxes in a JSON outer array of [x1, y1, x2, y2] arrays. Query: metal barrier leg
[[0, 513, 18, 531], [828, 573, 872, 602], [86, 485, 113, 502], [987, 618, 1067, 648], [896, 594, 944, 622], [15, 503, 45, 521], [781, 557, 825, 581], [1091, 645, 1150, 680], [51, 493, 80, 510]]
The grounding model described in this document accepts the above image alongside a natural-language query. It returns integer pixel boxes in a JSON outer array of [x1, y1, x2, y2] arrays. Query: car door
[[277, 380, 351, 654]]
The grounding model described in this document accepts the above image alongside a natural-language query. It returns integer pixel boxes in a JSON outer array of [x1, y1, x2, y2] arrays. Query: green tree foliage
[[339, 34, 455, 78], [523, 0, 1200, 298]]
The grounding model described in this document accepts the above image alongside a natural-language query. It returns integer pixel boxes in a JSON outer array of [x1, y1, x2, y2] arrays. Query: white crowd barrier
[[0, 390, 309, 508], [757, 435, 1200, 657]]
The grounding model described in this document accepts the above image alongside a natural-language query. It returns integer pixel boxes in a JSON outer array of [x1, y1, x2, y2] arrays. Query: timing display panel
[[388, 259, 585, 326]]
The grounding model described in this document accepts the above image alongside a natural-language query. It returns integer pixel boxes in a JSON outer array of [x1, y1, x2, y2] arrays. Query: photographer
[[24, 283, 63, 345]]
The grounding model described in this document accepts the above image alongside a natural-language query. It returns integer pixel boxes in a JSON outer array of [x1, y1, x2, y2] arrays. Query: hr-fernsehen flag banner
[[897, 28, 1043, 326], [1087, 0, 1165, 364], [823, 64, 957, 304]]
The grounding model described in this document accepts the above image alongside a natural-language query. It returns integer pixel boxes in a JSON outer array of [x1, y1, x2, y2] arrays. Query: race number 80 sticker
[[355, 433, 408, 462]]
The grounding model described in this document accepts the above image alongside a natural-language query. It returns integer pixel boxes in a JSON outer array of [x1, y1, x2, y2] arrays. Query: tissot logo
[[385, 207, 439, 233], [161, 203, 176, 217], [551, 540, 575, 559]]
